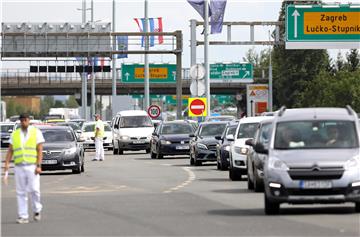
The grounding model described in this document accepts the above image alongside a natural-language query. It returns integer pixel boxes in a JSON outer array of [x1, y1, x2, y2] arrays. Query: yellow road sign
[[188, 98, 207, 117]]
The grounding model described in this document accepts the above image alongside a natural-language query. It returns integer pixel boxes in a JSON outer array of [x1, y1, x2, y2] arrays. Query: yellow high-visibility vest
[[94, 120, 104, 138], [12, 127, 38, 165]]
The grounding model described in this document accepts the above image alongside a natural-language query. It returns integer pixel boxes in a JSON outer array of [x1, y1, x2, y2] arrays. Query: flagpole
[[144, 0, 150, 111], [204, 0, 210, 118]]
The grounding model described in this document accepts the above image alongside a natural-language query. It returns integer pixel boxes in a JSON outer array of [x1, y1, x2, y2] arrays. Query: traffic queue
[[1, 106, 360, 215]]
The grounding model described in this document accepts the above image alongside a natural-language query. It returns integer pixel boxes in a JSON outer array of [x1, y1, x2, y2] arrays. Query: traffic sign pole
[[204, 0, 210, 118]]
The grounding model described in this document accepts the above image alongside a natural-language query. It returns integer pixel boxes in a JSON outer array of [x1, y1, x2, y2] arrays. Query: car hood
[[233, 138, 249, 147], [272, 148, 360, 168], [197, 136, 219, 145], [119, 127, 154, 137], [160, 134, 191, 142], [43, 142, 75, 150]]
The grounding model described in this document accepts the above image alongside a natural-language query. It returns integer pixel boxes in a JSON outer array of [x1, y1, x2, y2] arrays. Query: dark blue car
[[215, 121, 238, 170]]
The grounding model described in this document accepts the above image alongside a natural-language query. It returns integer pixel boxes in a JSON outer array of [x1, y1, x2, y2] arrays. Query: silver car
[[255, 106, 360, 214]]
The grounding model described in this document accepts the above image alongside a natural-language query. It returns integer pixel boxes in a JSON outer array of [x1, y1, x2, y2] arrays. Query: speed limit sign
[[147, 105, 161, 119]]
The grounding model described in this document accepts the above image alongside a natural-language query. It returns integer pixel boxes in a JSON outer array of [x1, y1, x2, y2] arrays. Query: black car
[[150, 121, 195, 159], [215, 121, 238, 170], [246, 119, 273, 192], [39, 125, 85, 174], [0, 123, 15, 147], [189, 121, 228, 166]]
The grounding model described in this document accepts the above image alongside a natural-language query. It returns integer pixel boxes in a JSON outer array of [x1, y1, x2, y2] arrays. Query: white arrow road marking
[[292, 10, 300, 38]]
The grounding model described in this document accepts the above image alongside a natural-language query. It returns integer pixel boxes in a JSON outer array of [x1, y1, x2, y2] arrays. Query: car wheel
[[254, 167, 264, 192], [118, 149, 123, 155], [81, 162, 85, 173], [190, 153, 195, 165], [72, 163, 81, 174], [151, 151, 156, 159], [220, 156, 228, 171], [156, 147, 163, 159], [145, 148, 151, 154], [113, 144, 118, 155], [247, 164, 254, 190], [194, 157, 202, 166], [217, 161, 221, 170], [229, 168, 241, 181], [264, 192, 280, 215], [355, 202, 360, 213]]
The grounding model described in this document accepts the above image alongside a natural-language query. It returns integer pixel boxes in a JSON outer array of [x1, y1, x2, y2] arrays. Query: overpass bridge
[[1, 69, 265, 96]]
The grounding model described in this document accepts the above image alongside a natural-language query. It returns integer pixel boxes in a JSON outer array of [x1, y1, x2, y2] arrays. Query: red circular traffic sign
[[147, 105, 161, 119], [189, 99, 206, 116]]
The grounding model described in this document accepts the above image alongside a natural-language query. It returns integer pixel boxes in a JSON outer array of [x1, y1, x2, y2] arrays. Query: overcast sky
[[1, 0, 358, 70]]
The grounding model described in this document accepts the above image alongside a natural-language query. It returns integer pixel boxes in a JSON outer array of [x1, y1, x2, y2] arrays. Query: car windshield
[[160, 123, 193, 134], [58, 123, 80, 131], [104, 124, 112, 131], [120, 116, 153, 128], [42, 129, 75, 142], [274, 120, 359, 149], [199, 123, 227, 137], [83, 123, 111, 132], [226, 125, 237, 136], [0, 125, 13, 133], [237, 123, 259, 139]]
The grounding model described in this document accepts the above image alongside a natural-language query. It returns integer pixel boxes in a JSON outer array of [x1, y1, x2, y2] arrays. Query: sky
[[1, 0, 358, 71]]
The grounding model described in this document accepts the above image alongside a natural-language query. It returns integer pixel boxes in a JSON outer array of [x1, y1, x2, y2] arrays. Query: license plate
[[300, 180, 332, 189], [176, 145, 189, 150], [133, 140, 145, 144], [42, 160, 58, 165]]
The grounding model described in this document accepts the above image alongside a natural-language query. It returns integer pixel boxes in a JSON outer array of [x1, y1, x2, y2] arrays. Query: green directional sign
[[121, 64, 176, 83], [286, 4, 360, 49], [210, 63, 253, 83]]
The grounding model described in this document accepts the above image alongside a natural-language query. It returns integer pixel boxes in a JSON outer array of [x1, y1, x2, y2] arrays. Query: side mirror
[[254, 142, 269, 155], [76, 130, 82, 134], [245, 138, 254, 147], [8, 129, 13, 133], [215, 135, 222, 140], [152, 132, 157, 136], [189, 134, 195, 138], [226, 134, 234, 141]]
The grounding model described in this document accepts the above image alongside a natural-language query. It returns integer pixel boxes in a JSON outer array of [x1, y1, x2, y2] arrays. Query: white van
[[112, 110, 154, 155]]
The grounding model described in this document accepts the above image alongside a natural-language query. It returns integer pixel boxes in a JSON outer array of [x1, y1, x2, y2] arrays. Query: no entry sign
[[147, 105, 161, 119], [188, 98, 207, 117]]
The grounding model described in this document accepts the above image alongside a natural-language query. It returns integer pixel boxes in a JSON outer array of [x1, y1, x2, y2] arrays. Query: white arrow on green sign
[[210, 63, 253, 83], [121, 64, 177, 83]]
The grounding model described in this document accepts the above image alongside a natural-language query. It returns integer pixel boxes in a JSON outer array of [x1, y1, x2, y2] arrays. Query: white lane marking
[[44, 185, 128, 195], [161, 164, 172, 166], [163, 167, 196, 194]]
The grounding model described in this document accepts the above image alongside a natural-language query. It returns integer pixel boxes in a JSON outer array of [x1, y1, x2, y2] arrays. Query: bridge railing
[[0, 68, 191, 86]]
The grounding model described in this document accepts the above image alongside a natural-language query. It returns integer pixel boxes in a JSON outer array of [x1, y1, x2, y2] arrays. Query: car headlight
[[197, 143, 208, 150], [161, 140, 171, 145], [120, 135, 130, 140], [235, 146, 248, 155], [224, 145, 230, 152], [64, 147, 77, 155], [268, 157, 289, 171], [344, 156, 360, 171]]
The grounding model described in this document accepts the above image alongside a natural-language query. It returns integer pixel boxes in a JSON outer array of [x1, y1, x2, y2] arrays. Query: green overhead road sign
[[121, 64, 177, 83], [210, 63, 253, 83], [286, 4, 360, 49]]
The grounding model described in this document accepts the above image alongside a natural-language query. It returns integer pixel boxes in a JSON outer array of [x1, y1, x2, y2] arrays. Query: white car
[[80, 122, 113, 151], [0, 122, 15, 147], [229, 116, 269, 181]]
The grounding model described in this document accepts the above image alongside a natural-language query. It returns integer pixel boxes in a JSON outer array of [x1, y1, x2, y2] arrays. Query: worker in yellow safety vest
[[3, 113, 45, 224], [92, 114, 105, 161]]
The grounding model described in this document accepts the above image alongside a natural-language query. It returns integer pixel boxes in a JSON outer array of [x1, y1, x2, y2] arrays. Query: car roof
[[116, 110, 148, 116], [239, 116, 270, 124], [276, 107, 357, 122], [200, 121, 229, 125], [37, 125, 71, 130]]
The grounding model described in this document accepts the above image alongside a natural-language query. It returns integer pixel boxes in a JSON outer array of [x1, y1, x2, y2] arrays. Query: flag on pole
[[117, 36, 128, 58], [134, 17, 164, 47], [187, 0, 212, 20], [210, 0, 227, 34]]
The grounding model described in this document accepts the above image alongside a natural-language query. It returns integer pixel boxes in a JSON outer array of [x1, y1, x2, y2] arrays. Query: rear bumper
[[118, 140, 150, 151], [159, 144, 190, 155]]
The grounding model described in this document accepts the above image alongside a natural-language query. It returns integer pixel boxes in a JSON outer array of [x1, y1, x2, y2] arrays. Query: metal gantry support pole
[[111, 0, 117, 117], [91, 0, 96, 117], [175, 31, 183, 119], [144, 0, 150, 111], [204, 0, 210, 117], [190, 19, 197, 67], [82, 0, 88, 120], [268, 30, 273, 112]]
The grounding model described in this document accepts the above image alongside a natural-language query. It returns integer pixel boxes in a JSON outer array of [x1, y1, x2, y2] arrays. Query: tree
[[40, 96, 55, 117], [345, 49, 360, 72], [272, 0, 329, 108], [243, 48, 270, 79], [53, 100, 64, 108], [65, 95, 79, 108], [335, 52, 345, 72]]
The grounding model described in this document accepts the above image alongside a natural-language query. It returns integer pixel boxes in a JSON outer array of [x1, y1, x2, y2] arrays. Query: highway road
[[2, 149, 359, 236]]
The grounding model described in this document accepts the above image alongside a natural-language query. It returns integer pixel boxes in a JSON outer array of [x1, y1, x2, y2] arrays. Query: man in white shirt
[[3, 113, 45, 224]]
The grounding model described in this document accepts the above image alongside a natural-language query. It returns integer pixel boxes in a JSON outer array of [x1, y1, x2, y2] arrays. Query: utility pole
[[111, 0, 117, 117], [144, 0, 150, 111], [268, 30, 273, 112], [204, 0, 210, 117], [82, 0, 88, 120]]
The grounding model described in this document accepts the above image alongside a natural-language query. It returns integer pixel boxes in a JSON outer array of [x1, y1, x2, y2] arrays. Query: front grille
[[130, 137, 147, 140], [172, 141, 189, 144], [288, 167, 344, 180], [207, 144, 218, 151], [286, 188, 347, 196]]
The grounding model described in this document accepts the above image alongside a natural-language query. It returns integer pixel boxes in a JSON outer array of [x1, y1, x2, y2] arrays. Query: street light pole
[[204, 0, 210, 117], [144, 0, 150, 111], [268, 30, 273, 112]]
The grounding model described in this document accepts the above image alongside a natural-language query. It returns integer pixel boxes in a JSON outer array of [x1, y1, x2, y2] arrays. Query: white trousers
[[14, 165, 42, 219], [95, 137, 105, 160]]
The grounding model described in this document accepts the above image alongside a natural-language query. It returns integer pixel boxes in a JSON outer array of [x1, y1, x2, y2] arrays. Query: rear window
[[199, 123, 227, 137], [160, 123, 194, 134]]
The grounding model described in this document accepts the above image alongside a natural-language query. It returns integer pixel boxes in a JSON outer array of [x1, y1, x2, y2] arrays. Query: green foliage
[[243, 47, 270, 79], [65, 96, 79, 108], [53, 100, 65, 108]]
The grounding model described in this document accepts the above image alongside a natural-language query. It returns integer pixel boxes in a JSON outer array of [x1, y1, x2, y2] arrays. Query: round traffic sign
[[189, 64, 205, 80], [189, 99, 206, 116], [147, 105, 161, 119], [190, 80, 205, 97]]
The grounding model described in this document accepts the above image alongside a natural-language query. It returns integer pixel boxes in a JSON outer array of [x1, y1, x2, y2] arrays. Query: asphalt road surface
[[2, 149, 360, 236]]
